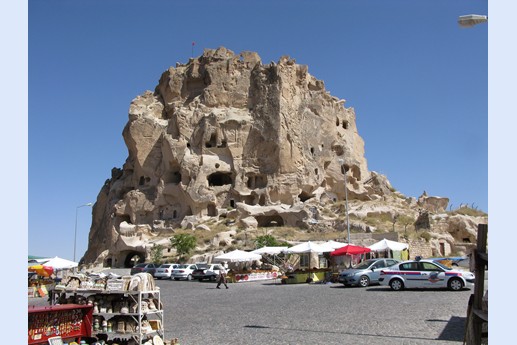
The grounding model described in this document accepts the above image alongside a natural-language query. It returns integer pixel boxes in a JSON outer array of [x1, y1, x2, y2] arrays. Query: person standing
[[216, 262, 228, 289]]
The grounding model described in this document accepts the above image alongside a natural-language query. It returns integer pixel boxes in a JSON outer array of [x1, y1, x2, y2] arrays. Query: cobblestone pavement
[[156, 279, 472, 345]]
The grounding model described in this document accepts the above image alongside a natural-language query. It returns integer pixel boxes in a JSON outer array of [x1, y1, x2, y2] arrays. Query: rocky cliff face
[[82, 47, 486, 267]]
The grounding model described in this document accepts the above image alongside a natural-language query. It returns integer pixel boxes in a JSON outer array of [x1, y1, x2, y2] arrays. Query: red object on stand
[[330, 244, 371, 256], [28, 304, 93, 345]]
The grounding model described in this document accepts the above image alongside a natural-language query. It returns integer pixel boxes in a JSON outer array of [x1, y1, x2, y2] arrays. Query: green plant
[[419, 231, 431, 242], [150, 244, 164, 264], [254, 234, 282, 248], [170, 233, 197, 257], [448, 206, 487, 217]]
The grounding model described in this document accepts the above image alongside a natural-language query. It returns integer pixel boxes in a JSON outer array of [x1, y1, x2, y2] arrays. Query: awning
[[367, 238, 408, 252], [330, 244, 371, 256], [251, 246, 288, 255], [214, 250, 262, 263]]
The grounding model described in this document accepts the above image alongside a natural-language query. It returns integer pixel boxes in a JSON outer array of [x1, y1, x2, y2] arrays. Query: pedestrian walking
[[217, 262, 228, 289]]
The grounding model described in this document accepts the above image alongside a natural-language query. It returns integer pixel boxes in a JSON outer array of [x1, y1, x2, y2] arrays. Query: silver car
[[338, 258, 400, 287], [154, 263, 180, 279], [171, 264, 199, 281]]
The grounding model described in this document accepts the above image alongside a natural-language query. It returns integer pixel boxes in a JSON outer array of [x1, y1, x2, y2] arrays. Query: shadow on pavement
[[243, 324, 455, 342], [427, 316, 466, 341]]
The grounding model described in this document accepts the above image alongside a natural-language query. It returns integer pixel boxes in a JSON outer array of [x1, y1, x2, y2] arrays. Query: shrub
[[170, 233, 197, 256], [419, 231, 431, 242]]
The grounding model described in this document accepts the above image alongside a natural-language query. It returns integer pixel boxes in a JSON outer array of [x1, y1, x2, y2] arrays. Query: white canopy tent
[[367, 239, 408, 252], [284, 241, 333, 254], [320, 240, 347, 251], [251, 246, 288, 255], [42, 256, 79, 270], [214, 249, 262, 263]]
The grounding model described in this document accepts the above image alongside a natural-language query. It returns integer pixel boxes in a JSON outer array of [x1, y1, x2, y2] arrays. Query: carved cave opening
[[255, 215, 284, 227], [206, 133, 217, 148], [124, 252, 145, 268], [165, 169, 181, 184], [247, 174, 268, 189], [299, 191, 314, 202], [243, 195, 256, 205], [207, 203, 217, 217], [139, 176, 151, 186], [208, 172, 233, 186]]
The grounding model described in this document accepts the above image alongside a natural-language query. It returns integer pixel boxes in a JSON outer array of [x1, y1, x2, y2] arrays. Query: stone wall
[[406, 239, 433, 259]]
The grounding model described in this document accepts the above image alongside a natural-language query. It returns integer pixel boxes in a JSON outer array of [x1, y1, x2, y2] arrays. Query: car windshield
[[135, 263, 146, 268], [176, 264, 188, 269], [160, 264, 170, 268], [352, 260, 376, 270]]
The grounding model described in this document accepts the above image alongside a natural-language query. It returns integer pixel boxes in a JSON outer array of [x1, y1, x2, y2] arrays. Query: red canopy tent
[[330, 244, 371, 256]]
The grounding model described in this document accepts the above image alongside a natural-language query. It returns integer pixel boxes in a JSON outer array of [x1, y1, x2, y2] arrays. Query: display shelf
[[52, 289, 163, 345]]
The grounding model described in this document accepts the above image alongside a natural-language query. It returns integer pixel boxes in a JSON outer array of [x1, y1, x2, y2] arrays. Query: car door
[[369, 260, 386, 283], [399, 262, 421, 288], [419, 262, 447, 288]]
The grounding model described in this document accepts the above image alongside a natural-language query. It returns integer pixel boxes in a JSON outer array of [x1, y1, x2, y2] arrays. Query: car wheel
[[448, 278, 464, 291], [209, 276, 216, 282], [389, 278, 404, 291], [187, 274, 193, 281], [359, 275, 370, 287]]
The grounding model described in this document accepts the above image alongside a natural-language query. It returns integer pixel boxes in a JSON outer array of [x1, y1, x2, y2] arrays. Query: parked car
[[338, 258, 400, 287], [192, 264, 224, 281], [171, 264, 199, 281], [130, 263, 159, 277], [154, 263, 180, 279], [379, 259, 475, 291]]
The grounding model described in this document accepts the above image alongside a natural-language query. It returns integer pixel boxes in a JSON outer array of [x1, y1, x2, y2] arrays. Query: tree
[[254, 234, 284, 248], [170, 234, 197, 260], [398, 215, 414, 234], [150, 244, 164, 264]]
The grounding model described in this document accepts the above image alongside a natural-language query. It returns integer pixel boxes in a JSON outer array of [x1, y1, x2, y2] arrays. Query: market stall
[[282, 241, 334, 284], [28, 257, 78, 298], [213, 249, 280, 283], [251, 246, 288, 268], [330, 244, 372, 269], [367, 238, 409, 260]]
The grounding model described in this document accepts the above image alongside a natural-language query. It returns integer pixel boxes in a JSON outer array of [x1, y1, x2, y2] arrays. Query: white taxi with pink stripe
[[379, 258, 475, 291]]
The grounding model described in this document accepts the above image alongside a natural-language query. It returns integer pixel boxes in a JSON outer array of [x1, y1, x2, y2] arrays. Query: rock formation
[[82, 47, 486, 267]]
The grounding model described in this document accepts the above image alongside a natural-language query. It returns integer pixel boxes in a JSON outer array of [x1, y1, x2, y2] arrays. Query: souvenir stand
[[49, 272, 164, 345], [330, 244, 372, 273], [367, 238, 409, 261], [28, 256, 79, 298], [213, 249, 282, 283], [28, 304, 93, 344], [282, 241, 334, 284]]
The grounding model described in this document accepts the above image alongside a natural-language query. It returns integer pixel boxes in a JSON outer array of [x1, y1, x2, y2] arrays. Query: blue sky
[[27, 0, 488, 261]]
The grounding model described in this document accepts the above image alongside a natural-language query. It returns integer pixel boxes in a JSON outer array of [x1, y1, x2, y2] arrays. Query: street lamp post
[[74, 203, 93, 263], [338, 159, 351, 245]]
